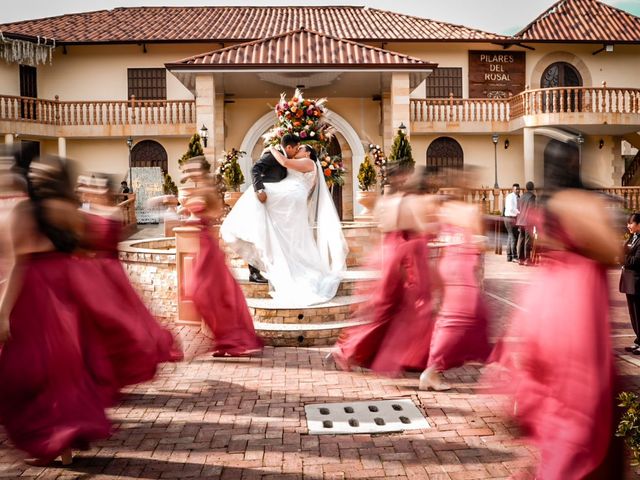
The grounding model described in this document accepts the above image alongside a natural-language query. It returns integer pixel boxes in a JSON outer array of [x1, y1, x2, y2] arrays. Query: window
[[425, 67, 462, 98], [127, 68, 166, 100], [19, 65, 37, 120]]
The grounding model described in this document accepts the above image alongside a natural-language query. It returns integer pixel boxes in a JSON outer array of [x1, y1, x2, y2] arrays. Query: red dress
[[427, 226, 490, 371], [73, 214, 182, 404], [488, 214, 617, 479], [0, 252, 112, 461], [334, 231, 435, 375], [191, 221, 263, 356]]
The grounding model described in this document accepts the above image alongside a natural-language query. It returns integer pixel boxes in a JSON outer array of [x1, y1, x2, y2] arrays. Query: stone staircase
[[233, 266, 377, 347]]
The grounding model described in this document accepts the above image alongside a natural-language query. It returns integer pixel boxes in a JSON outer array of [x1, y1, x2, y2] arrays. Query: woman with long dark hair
[[0, 156, 111, 466]]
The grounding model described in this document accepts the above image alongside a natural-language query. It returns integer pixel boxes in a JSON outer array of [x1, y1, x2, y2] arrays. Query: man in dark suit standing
[[246, 133, 300, 283], [621, 212, 640, 354], [516, 181, 536, 265]]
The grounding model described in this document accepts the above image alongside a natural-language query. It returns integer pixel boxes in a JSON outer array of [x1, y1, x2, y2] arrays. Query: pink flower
[[300, 131, 308, 139]]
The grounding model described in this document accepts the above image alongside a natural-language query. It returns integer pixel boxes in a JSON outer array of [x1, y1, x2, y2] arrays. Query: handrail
[[117, 194, 137, 227], [411, 86, 640, 122], [0, 95, 196, 126]]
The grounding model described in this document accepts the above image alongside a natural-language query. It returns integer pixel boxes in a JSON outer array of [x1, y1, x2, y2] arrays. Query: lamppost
[[126, 136, 133, 194], [492, 133, 499, 189], [398, 122, 407, 135], [576, 133, 584, 168], [199, 124, 209, 148]]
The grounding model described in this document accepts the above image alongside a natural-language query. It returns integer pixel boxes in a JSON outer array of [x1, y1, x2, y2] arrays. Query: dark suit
[[251, 149, 287, 192], [620, 233, 640, 345], [516, 190, 536, 262]]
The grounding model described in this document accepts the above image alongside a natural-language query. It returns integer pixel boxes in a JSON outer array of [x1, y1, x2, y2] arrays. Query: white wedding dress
[[220, 163, 348, 307]]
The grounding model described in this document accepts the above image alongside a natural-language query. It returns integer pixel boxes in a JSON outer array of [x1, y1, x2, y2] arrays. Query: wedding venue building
[[1, 0, 640, 219]]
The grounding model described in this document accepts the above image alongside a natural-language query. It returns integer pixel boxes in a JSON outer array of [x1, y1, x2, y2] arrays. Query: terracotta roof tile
[[0, 6, 506, 44], [166, 28, 436, 69], [516, 0, 640, 42]]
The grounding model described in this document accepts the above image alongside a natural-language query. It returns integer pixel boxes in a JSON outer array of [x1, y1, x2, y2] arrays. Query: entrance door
[[19, 65, 37, 120], [327, 136, 343, 220], [130, 140, 168, 172], [541, 62, 583, 112], [544, 139, 580, 188]]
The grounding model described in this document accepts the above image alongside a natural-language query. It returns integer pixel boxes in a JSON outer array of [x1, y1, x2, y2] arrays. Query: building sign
[[468, 51, 525, 99]]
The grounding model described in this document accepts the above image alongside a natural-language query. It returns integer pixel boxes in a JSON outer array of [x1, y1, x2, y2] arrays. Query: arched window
[[427, 137, 463, 172], [130, 140, 168, 172], [541, 62, 583, 112]]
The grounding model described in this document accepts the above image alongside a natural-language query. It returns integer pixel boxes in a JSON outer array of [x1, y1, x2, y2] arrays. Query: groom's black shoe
[[249, 271, 268, 284]]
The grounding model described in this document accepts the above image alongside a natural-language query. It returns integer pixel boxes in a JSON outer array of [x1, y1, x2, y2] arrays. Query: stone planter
[[356, 190, 377, 216], [224, 190, 242, 209], [177, 186, 200, 224]]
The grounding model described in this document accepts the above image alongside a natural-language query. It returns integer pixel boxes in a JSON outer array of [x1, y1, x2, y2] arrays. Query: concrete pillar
[[523, 127, 535, 184], [195, 74, 217, 164], [382, 92, 392, 152], [213, 94, 225, 168], [612, 136, 624, 186], [390, 72, 411, 138], [4, 134, 14, 146], [174, 226, 202, 325], [57, 137, 66, 158]]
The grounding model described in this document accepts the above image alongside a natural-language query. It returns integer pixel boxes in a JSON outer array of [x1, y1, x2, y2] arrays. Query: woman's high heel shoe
[[418, 368, 451, 391], [25, 449, 73, 467]]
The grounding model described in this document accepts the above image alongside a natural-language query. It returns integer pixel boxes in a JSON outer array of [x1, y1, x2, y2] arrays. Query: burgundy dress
[[73, 214, 182, 404], [488, 213, 618, 479], [427, 226, 490, 371], [0, 251, 112, 461], [191, 220, 263, 356], [334, 231, 435, 375]]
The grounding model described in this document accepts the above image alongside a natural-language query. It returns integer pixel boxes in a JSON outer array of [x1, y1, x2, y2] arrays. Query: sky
[[1, 0, 640, 35]]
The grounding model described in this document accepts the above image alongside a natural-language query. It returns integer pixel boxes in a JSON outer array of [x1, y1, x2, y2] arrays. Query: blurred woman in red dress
[[330, 167, 441, 375], [0, 156, 111, 466], [180, 158, 263, 357]]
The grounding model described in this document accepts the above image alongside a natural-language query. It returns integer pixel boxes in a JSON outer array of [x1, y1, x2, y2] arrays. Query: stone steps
[[254, 319, 367, 347], [235, 268, 378, 299]]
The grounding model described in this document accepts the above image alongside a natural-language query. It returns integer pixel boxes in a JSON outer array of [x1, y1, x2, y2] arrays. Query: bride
[[221, 143, 347, 307]]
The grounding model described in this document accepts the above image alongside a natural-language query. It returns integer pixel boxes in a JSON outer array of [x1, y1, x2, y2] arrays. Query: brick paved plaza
[[2, 254, 640, 479]]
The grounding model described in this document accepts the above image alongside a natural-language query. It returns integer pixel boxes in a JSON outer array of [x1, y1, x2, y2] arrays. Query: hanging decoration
[[0, 32, 56, 66]]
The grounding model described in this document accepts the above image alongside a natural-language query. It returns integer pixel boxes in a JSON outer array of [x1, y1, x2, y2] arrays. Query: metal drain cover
[[304, 399, 429, 435]]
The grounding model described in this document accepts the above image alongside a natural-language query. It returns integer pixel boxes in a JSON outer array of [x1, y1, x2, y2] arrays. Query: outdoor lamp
[[126, 136, 133, 149], [199, 124, 209, 148], [398, 122, 407, 134], [504, 139, 510, 149], [492, 134, 499, 189], [599, 138, 605, 149]]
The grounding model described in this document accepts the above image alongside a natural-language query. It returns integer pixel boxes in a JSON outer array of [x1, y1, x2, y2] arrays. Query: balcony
[[411, 86, 640, 135], [0, 95, 196, 138]]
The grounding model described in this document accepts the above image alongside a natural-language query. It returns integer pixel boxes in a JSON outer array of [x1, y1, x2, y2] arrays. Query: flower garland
[[264, 89, 345, 187], [369, 143, 388, 189]]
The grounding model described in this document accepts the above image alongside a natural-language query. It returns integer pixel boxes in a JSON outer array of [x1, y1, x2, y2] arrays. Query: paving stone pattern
[[1, 254, 640, 479]]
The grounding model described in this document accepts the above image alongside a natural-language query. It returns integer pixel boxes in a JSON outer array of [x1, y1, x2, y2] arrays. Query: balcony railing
[[411, 86, 640, 124], [0, 95, 196, 126]]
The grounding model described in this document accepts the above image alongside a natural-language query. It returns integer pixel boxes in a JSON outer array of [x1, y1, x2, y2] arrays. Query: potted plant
[[219, 148, 246, 208], [616, 391, 640, 466], [357, 155, 378, 216]]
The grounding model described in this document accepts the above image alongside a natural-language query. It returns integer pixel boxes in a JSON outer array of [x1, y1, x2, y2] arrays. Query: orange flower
[[324, 168, 332, 177], [293, 121, 301, 127], [296, 110, 303, 118]]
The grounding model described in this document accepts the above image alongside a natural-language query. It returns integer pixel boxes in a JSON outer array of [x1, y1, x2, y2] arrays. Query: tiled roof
[[167, 28, 436, 70], [516, 0, 640, 42], [0, 6, 506, 44]]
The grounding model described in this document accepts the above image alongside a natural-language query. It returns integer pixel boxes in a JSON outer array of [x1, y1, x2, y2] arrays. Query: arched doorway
[[327, 135, 343, 219], [426, 137, 463, 186], [131, 140, 168, 172], [541, 62, 583, 112]]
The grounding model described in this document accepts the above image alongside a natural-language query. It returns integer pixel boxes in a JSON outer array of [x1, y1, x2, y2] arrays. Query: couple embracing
[[221, 133, 348, 307]]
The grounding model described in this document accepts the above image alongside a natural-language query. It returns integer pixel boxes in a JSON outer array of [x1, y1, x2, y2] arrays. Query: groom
[[247, 133, 301, 283]]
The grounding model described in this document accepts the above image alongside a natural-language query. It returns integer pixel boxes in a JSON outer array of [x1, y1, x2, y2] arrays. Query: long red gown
[[0, 251, 112, 461], [191, 221, 263, 356], [488, 214, 619, 479], [73, 214, 182, 404], [427, 225, 490, 371], [334, 231, 435, 375]]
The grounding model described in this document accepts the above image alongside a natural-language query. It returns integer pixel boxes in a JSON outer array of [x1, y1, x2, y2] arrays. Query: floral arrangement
[[617, 391, 640, 465], [218, 148, 246, 191], [263, 88, 330, 146], [369, 143, 388, 188], [320, 154, 346, 188]]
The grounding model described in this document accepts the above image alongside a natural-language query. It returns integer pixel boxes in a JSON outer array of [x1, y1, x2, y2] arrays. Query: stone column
[[523, 127, 535, 184], [611, 136, 623, 186], [195, 74, 217, 164], [390, 72, 411, 139], [57, 137, 67, 158], [382, 92, 392, 152], [174, 226, 202, 325], [4, 134, 14, 146]]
